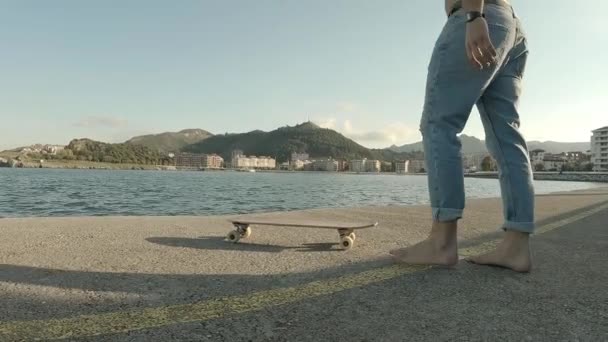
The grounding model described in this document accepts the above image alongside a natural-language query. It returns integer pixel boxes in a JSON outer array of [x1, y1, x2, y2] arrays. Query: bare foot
[[467, 231, 532, 273], [390, 221, 459, 266]]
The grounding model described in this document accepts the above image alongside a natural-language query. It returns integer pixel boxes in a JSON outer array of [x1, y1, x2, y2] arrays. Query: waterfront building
[[395, 161, 409, 174], [591, 126, 608, 171], [349, 159, 366, 173], [233, 155, 276, 169], [407, 159, 427, 173], [175, 153, 224, 169]]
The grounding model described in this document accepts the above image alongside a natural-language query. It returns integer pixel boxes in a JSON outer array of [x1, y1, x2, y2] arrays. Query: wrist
[[466, 11, 486, 23]]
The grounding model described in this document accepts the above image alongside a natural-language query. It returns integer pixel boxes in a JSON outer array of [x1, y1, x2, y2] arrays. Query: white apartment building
[[204, 154, 224, 168], [408, 159, 427, 173], [310, 159, 339, 172], [348, 159, 382, 172], [176, 153, 224, 169], [290, 159, 312, 170], [395, 160, 427, 174], [529, 149, 546, 166], [233, 155, 276, 169], [365, 159, 381, 173], [231, 150, 244, 167], [349, 159, 367, 173], [395, 161, 409, 174], [591, 126, 608, 171]]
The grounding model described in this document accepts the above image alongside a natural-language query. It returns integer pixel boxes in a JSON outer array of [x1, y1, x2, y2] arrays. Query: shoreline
[[2, 165, 607, 182]]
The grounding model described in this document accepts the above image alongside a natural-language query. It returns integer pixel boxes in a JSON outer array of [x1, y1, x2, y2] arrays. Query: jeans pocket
[[485, 4, 515, 29]]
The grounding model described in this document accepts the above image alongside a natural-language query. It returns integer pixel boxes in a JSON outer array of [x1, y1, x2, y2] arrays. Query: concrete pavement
[[0, 189, 607, 341]]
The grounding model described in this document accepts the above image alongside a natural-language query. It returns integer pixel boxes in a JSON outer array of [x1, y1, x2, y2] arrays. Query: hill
[[2, 124, 415, 166], [390, 135, 589, 154], [126, 129, 213, 153], [183, 122, 413, 162], [63, 138, 169, 165]]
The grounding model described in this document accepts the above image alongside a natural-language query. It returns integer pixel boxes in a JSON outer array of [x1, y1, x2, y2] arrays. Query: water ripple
[[0, 168, 602, 217]]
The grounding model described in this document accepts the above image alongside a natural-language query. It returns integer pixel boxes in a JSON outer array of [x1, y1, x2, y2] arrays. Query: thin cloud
[[314, 118, 337, 130], [347, 131, 388, 142], [74, 116, 128, 128], [315, 116, 419, 146], [343, 120, 353, 133], [344, 121, 419, 145]]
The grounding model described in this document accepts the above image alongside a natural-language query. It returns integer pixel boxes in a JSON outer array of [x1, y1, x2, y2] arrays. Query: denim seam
[[479, 96, 517, 223], [428, 66, 441, 220], [427, 22, 458, 221]]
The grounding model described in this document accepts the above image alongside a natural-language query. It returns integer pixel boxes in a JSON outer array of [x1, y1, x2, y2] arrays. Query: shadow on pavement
[[145, 236, 338, 253]]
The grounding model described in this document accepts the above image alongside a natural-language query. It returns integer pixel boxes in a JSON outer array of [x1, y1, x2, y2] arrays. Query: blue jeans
[[420, 4, 535, 233]]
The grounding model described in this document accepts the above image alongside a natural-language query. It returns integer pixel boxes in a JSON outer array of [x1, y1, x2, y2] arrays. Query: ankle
[[429, 220, 458, 249], [503, 230, 530, 245], [499, 231, 530, 257]]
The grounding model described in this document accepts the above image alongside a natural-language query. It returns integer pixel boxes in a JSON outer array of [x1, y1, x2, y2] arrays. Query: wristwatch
[[466, 11, 486, 23]]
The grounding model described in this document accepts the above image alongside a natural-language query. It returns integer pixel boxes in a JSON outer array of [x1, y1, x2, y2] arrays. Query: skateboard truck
[[227, 223, 252, 243]]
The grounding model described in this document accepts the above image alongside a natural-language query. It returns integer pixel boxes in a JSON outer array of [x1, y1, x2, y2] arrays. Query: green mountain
[[183, 122, 413, 162], [64, 138, 170, 164], [126, 129, 213, 153]]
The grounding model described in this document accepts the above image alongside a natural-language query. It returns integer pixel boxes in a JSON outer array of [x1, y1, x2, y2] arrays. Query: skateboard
[[226, 218, 378, 250]]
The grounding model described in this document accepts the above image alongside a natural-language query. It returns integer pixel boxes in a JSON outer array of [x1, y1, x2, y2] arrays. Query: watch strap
[[466, 11, 486, 23]]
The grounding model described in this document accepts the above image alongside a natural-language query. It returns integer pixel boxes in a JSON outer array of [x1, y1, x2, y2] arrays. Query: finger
[[467, 45, 482, 69], [479, 46, 493, 67], [480, 42, 498, 65], [475, 48, 492, 68], [472, 45, 485, 69], [474, 43, 491, 66]]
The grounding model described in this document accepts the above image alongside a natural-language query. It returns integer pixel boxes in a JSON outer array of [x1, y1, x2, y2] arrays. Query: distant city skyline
[[1, 0, 607, 150]]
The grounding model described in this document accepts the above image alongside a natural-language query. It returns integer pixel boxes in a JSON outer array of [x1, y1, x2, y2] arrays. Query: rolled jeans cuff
[[432, 207, 463, 222], [503, 220, 535, 234]]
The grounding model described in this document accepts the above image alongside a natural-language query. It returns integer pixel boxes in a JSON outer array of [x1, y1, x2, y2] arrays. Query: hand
[[465, 18, 498, 70]]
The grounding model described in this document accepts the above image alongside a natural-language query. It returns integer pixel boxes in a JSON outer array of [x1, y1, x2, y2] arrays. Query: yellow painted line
[[1, 202, 607, 341]]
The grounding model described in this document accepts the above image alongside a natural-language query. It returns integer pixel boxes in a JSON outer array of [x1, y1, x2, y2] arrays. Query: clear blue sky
[[1, 0, 606, 150]]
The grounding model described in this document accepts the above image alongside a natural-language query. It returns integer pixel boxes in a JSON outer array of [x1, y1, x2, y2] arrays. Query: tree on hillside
[[63, 139, 171, 165], [481, 156, 497, 171]]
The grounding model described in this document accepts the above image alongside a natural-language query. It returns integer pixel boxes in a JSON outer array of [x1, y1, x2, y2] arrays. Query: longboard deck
[[229, 218, 378, 230]]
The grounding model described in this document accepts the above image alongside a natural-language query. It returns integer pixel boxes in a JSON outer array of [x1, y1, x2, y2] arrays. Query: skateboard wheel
[[241, 227, 252, 238], [227, 230, 241, 243], [340, 236, 354, 250], [349, 232, 356, 241]]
